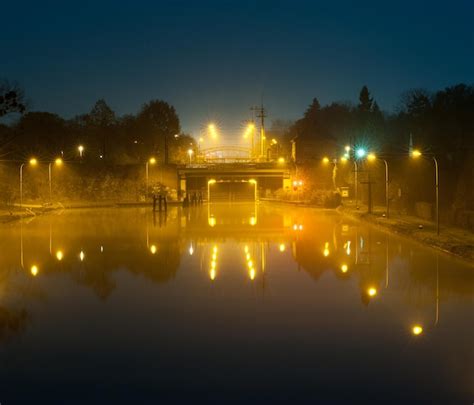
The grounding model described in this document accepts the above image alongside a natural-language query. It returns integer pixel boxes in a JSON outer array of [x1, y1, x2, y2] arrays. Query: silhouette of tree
[[88, 99, 116, 159], [358, 85, 373, 113], [0, 80, 26, 117], [136, 100, 181, 162], [15, 112, 67, 157]]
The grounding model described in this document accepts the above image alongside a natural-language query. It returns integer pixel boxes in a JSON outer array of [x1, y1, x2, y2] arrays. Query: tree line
[[266, 83, 474, 222], [0, 81, 194, 164]]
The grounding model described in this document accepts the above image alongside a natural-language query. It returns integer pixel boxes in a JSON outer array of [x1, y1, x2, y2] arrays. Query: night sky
[[3, 0, 473, 140]]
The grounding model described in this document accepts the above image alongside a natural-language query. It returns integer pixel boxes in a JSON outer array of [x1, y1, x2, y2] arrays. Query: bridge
[[177, 161, 291, 201], [200, 146, 252, 162]]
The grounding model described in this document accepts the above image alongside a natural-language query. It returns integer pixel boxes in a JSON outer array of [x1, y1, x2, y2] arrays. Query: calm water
[[0, 204, 472, 403]]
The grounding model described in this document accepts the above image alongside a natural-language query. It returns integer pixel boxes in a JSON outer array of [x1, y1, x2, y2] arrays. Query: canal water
[[0, 204, 472, 403]]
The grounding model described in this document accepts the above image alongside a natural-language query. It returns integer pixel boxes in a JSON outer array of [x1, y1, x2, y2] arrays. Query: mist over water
[[0, 204, 472, 402]]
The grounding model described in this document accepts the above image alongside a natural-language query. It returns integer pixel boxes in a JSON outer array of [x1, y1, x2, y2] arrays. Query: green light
[[356, 148, 366, 158]]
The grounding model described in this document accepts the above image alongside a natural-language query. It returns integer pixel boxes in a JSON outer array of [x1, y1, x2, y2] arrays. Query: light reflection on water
[[0, 203, 472, 402]]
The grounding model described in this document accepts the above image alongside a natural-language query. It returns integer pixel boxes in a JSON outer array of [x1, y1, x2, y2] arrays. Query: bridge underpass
[[177, 163, 291, 201]]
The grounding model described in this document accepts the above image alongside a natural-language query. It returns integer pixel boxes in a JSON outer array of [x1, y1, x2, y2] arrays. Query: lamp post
[[433, 156, 439, 235], [244, 123, 255, 159], [198, 137, 204, 161], [187, 149, 194, 164], [367, 153, 390, 218], [19, 158, 37, 208], [48, 158, 63, 202], [145, 157, 156, 195], [411, 150, 439, 235]]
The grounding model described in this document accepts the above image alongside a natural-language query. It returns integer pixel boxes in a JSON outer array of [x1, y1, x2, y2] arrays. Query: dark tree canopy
[[88, 99, 116, 127], [358, 85, 373, 113], [0, 80, 26, 117], [136, 100, 181, 160]]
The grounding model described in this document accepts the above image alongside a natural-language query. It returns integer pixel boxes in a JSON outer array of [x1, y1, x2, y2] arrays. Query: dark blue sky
[[3, 0, 473, 140]]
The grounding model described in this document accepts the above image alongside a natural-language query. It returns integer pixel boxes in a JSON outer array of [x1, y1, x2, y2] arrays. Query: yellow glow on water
[[341, 264, 348, 273], [247, 260, 253, 268], [208, 217, 216, 227], [211, 260, 216, 269], [188, 244, 194, 255], [249, 268, 256, 280], [210, 268, 216, 281], [249, 216, 256, 226], [279, 243, 286, 252], [345, 241, 351, 255], [278, 157, 285, 163], [79, 251, 85, 261], [412, 325, 423, 335], [56, 250, 64, 261], [30, 265, 39, 276], [150, 245, 157, 254], [244, 245, 249, 253], [323, 242, 330, 257], [368, 287, 377, 297], [246, 253, 251, 260], [213, 246, 218, 253]]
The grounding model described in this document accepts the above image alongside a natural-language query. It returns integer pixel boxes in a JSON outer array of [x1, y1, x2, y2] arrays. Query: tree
[[0, 80, 26, 117], [15, 112, 68, 157], [136, 100, 181, 163], [358, 85, 373, 113], [89, 99, 115, 127], [87, 99, 116, 159]]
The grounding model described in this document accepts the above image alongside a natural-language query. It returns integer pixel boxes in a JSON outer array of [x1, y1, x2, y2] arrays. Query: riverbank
[[340, 205, 474, 263], [262, 198, 474, 263], [0, 200, 182, 223]]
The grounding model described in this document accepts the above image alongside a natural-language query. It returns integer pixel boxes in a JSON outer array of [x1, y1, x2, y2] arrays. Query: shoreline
[[263, 199, 474, 264], [3, 199, 473, 264]]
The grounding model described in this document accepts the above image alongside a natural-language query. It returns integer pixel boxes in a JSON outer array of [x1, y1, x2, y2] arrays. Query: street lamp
[[356, 148, 366, 159], [19, 158, 38, 208], [78, 145, 84, 158], [411, 149, 440, 235], [48, 158, 63, 202], [208, 123, 218, 139], [145, 157, 156, 195], [198, 137, 204, 160], [244, 123, 255, 158], [187, 148, 194, 164], [367, 153, 390, 218]]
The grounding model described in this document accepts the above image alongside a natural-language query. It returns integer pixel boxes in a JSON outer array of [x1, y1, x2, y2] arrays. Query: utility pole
[[251, 105, 266, 160]]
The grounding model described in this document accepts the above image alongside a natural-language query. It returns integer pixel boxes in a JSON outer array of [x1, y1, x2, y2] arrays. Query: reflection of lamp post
[[207, 179, 216, 202], [48, 158, 63, 202], [19, 158, 37, 208], [249, 179, 257, 202], [145, 157, 156, 195]]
